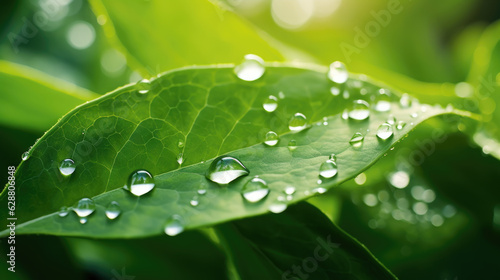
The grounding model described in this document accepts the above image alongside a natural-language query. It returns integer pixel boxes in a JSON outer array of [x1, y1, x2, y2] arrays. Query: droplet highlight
[[241, 177, 270, 203], [105, 201, 121, 220], [73, 198, 96, 218], [206, 156, 249, 184], [234, 54, 265, 81], [263, 95, 278, 112], [136, 79, 151, 94], [264, 131, 279, 146], [164, 215, 184, 236], [125, 170, 155, 196], [376, 123, 394, 140], [289, 113, 307, 132], [59, 159, 76, 176], [327, 61, 348, 84], [349, 100, 370, 121], [349, 132, 364, 148], [319, 159, 338, 178]]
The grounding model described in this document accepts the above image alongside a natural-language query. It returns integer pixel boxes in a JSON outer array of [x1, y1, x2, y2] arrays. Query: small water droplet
[[264, 131, 279, 146], [329, 154, 337, 162], [278, 91, 285, 99], [342, 109, 348, 120], [137, 79, 151, 94], [396, 121, 406, 130], [284, 186, 296, 195], [21, 151, 30, 161], [319, 159, 338, 178], [343, 91, 350, 99], [197, 188, 207, 195], [327, 61, 348, 84], [313, 187, 327, 194], [289, 113, 307, 132], [349, 132, 364, 148], [323, 117, 328, 126], [387, 115, 396, 125], [125, 170, 155, 196], [105, 201, 121, 220], [73, 198, 96, 217], [399, 93, 412, 108], [206, 156, 249, 184], [374, 89, 391, 112], [58, 206, 69, 217], [317, 179, 322, 184], [190, 198, 199, 207], [263, 95, 278, 112], [80, 217, 88, 224], [269, 202, 288, 213], [164, 215, 184, 236], [330, 87, 340, 96], [376, 123, 394, 140], [349, 100, 370, 120], [177, 153, 184, 165], [59, 159, 76, 176], [288, 139, 297, 151], [178, 140, 185, 148], [234, 54, 265, 81], [241, 177, 270, 203], [410, 112, 418, 118]]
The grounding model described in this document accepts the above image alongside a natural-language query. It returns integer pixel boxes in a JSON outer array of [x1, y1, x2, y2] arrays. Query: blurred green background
[[1, 0, 500, 279]]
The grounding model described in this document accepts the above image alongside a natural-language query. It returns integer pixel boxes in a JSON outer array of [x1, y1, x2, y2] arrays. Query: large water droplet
[[137, 79, 151, 94], [288, 139, 297, 151], [349, 133, 364, 148], [319, 159, 338, 178], [269, 202, 288, 213], [125, 170, 155, 196], [327, 61, 348, 84], [105, 201, 121, 220], [234, 54, 265, 81], [263, 95, 278, 112], [164, 215, 184, 236], [59, 159, 76, 176], [21, 151, 30, 161], [206, 156, 249, 184], [289, 113, 307, 132], [241, 177, 270, 203], [73, 198, 96, 217], [374, 89, 391, 112], [58, 206, 69, 217], [399, 93, 412, 108], [264, 131, 279, 146], [376, 123, 394, 140], [349, 100, 370, 120]]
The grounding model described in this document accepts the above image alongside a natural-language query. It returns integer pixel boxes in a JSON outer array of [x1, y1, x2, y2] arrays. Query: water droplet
[[354, 173, 367, 185], [317, 179, 323, 184], [177, 153, 184, 165], [330, 87, 340, 96], [289, 113, 307, 132], [410, 112, 418, 118], [376, 123, 394, 140], [264, 131, 279, 146], [73, 198, 96, 217], [399, 93, 412, 108], [319, 159, 338, 178], [105, 201, 121, 220], [396, 121, 406, 130], [178, 140, 185, 148], [349, 100, 370, 121], [164, 215, 184, 236], [190, 198, 199, 207], [58, 206, 69, 217], [263, 95, 278, 112], [80, 217, 88, 224], [241, 177, 270, 203], [284, 186, 296, 195], [125, 170, 155, 196], [313, 187, 327, 194], [278, 91, 285, 99], [59, 159, 76, 176], [349, 132, 364, 148], [197, 188, 207, 195], [136, 79, 151, 94], [21, 151, 30, 161], [389, 171, 410, 189], [288, 139, 297, 151], [327, 61, 348, 84], [341, 109, 348, 120], [323, 117, 328, 126], [387, 115, 396, 125], [269, 202, 288, 213], [374, 89, 391, 112], [329, 154, 337, 162], [206, 156, 249, 184], [234, 54, 265, 81]]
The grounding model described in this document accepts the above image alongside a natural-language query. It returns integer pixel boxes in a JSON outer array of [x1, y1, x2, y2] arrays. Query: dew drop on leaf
[[263, 95, 278, 112], [327, 61, 348, 84], [387, 114, 396, 125], [319, 159, 338, 178], [241, 177, 270, 203], [376, 123, 394, 140], [177, 153, 184, 165], [190, 197, 199, 207], [284, 186, 296, 195], [164, 215, 184, 236], [197, 187, 207, 195], [80, 217, 88, 224], [105, 201, 121, 220], [177, 140, 184, 148], [410, 112, 418, 118], [234, 54, 265, 81], [313, 187, 327, 194], [264, 131, 279, 146], [58, 206, 69, 217], [289, 113, 307, 132], [349, 132, 364, 148], [73, 198, 96, 218], [396, 121, 407, 130], [399, 93, 412, 108], [206, 156, 249, 184], [288, 139, 297, 151], [21, 151, 30, 161], [59, 158, 76, 176], [342, 109, 349, 120], [136, 78, 151, 94], [125, 170, 155, 196], [329, 154, 337, 162], [374, 89, 391, 112], [268, 202, 287, 214], [349, 100, 370, 121]]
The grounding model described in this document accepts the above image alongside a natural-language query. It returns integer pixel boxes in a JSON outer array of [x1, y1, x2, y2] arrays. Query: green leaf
[[89, 0, 284, 75], [0, 64, 474, 238], [216, 202, 396, 280], [0, 61, 98, 132]]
